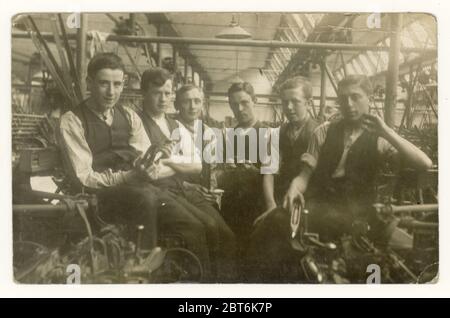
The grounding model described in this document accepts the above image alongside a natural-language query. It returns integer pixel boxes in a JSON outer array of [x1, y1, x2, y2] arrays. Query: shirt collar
[[236, 120, 260, 130], [290, 113, 310, 129], [85, 101, 114, 121], [145, 111, 167, 124]]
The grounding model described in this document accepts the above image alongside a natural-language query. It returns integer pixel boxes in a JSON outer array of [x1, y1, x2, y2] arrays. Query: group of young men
[[58, 52, 432, 283]]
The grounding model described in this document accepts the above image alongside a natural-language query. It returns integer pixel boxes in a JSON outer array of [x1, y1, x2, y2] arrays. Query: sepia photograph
[[11, 12, 438, 284]]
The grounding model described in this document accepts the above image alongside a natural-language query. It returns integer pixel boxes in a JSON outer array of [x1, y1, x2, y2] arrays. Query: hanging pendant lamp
[[215, 15, 252, 40]]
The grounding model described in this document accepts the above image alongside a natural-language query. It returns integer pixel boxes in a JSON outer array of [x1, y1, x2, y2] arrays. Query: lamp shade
[[215, 17, 252, 40]]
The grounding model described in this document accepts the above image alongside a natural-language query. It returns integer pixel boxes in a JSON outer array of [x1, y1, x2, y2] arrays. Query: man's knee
[[200, 213, 219, 234], [250, 207, 289, 250], [158, 201, 206, 240], [221, 221, 236, 242], [257, 207, 289, 234], [269, 207, 289, 225], [182, 198, 225, 237]]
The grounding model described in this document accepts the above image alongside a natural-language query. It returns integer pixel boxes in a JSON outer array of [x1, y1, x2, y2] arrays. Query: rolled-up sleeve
[[300, 122, 330, 171], [377, 137, 399, 164]]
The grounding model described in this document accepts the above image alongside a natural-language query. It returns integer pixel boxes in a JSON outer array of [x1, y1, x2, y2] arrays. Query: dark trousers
[[220, 169, 264, 240], [166, 185, 238, 282], [96, 184, 211, 280], [217, 168, 264, 280], [246, 201, 362, 283], [246, 207, 296, 282]]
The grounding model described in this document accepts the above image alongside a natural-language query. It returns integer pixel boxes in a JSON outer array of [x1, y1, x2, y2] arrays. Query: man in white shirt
[[174, 84, 221, 190]]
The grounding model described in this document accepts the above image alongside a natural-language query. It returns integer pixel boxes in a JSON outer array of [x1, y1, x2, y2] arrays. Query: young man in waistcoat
[[257, 76, 318, 224]]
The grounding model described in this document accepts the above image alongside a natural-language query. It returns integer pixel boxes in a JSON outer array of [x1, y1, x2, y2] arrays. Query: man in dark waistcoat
[[259, 76, 318, 218], [58, 53, 212, 280]]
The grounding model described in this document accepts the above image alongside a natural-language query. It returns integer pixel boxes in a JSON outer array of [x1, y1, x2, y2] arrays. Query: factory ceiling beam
[[12, 32, 436, 54], [371, 49, 436, 81]]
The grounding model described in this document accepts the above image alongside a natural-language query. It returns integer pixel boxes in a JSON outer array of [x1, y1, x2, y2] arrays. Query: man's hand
[[236, 160, 259, 172], [133, 154, 145, 169], [159, 142, 174, 159], [253, 207, 276, 227], [196, 186, 222, 205], [282, 181, 305, 216], [144, 163, 160, 181], [134, 157, 164, 181], [361, 114, 391, 138], [183, 182, 220, 205], [132, 154, 151, 181], [363, 114, 432, 171]]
